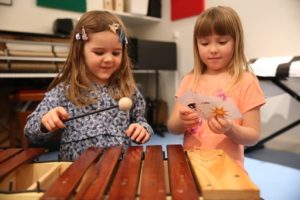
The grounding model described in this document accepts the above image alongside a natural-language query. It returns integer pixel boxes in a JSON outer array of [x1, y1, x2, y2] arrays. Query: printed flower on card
[[211, 106, 228, 118]]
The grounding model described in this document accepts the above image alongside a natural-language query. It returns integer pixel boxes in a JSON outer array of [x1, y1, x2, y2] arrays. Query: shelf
[[0, 38, 68, 46], [0, 70, 157, 78], [109, 10, 161, 26], [0, 56, 66, 62], [0, 73, 58, 78]]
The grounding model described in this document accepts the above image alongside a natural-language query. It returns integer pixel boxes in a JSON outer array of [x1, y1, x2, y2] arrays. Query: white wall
[[1, 0, 300, 149], [0, 0, 83, 33], [171, 0, 300, 80]]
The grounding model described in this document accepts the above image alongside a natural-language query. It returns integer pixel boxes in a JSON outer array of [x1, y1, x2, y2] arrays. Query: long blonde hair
[[49, 10, 136, 107], [192, 6, 251, 90]]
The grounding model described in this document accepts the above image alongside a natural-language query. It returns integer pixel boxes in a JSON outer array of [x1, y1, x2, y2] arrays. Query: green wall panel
[[37, 0, 86, 12]]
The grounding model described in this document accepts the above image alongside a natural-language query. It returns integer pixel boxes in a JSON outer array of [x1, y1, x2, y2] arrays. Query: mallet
[[65, 97, 133, 122]]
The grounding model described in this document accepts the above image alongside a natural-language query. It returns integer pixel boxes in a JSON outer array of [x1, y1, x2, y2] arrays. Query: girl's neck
[[204, 65, 229, 75], [198, 70, 233, 94], [202, 69, 231, 80]]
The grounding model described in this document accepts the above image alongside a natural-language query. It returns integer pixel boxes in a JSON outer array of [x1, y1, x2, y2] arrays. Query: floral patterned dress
[[24, 83, 153, 160]]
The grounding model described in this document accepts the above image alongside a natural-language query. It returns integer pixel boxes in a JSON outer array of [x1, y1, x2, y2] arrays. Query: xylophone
[[0, 145, 260, 200]]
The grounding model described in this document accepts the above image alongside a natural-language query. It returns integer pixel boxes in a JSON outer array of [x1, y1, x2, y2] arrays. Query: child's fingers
[[208, 116, 232, 134], [126, 124, 141, 140], [207, 118, 217, 133], [179, 106, 194, 115], [43, 116, 62, 131], [180, 108, 200, 129], [131, 130, 140, 141], [134, 128, 150, 143], [125, 124, 150, 143], [215, 116, 226, 126], [56, 107, 69, 121], [41, 107, 68, 132], [125, 124, 135, 137], [216, 117, 232, 132], [51, 107, 68, 128], [42, 120, 53, 132], [41, 114, 53, 131], [140, 132, 150, 143], [51, 114, 65, 129], [180, 107, 199, 124]]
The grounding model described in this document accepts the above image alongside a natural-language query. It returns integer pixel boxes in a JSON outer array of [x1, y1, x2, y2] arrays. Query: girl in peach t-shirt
[[167, 6, 265, 169]]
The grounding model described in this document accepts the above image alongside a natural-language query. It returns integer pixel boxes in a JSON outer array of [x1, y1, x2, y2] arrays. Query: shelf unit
[[0, 30, 67, 77], [0, 9, 161, 78], [0, 36, 157, 78]]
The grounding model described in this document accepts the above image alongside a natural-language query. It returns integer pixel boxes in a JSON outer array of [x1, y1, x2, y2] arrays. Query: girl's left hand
[[125, 123, 150, 144], [207, 116, 233, 134]]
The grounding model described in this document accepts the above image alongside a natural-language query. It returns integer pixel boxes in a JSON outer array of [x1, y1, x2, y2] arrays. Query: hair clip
[[75, 33, 81, 40], [109, 23, 120, 33], [81, 26, 88, 40], [118, 28, 128, 46], [75, 26, 88, 41], [109, 23, 128, 47]]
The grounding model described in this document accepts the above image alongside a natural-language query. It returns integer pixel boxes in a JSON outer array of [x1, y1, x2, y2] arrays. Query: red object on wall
[[171, 0, 205, 21]]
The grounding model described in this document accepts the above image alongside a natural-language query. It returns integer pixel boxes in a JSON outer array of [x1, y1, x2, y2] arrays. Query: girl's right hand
[[41, 107, 69, 132], [179, 106, 200, 130]]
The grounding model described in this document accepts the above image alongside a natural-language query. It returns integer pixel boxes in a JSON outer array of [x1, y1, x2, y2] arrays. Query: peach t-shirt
[[176, 72, 265, 168]]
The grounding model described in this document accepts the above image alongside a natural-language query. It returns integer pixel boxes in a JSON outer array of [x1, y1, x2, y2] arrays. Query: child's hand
[[179, 106, 200, 130], [125, 123, 150, 144], [207, 116, 233, 134], [41, 107, 69, 132]]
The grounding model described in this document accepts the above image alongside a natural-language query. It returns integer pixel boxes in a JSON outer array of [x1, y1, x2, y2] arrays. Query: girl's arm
[[208, 106, 261, 146], [126, 90, 154, 143], [24, 87, 64, 144], [24, 97, 56, 144], [168, 103, 185, 134]]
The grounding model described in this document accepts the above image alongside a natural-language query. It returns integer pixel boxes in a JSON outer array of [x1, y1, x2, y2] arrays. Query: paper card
[[177, 91, 241, 120]]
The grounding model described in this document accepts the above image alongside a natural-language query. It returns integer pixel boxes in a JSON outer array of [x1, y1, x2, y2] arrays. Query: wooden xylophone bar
[[0, 145, 260, 200], [0, 148, 45, 179]]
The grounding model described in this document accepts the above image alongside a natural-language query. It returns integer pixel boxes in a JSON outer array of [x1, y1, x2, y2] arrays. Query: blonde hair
[[49, 10, 136, 107], [192, 6, 251, 90]]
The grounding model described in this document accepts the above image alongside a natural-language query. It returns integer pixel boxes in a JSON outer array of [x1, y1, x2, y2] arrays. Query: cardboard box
[[125, 0, 149, 15], [103, 0, 113, 10], [114, 0, 124, 12], [86, 0, 104, 11]]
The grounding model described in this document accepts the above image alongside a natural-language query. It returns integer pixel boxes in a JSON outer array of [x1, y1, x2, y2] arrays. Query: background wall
[[1, 0, 300, 151]]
